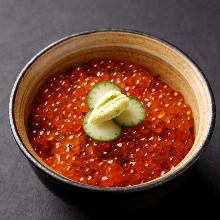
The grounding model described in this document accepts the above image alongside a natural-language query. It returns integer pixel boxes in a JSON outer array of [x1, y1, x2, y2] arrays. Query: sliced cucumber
[[88, 81, 122, 109], [114, 97, 146, 127], [83, 111, 122, 141]]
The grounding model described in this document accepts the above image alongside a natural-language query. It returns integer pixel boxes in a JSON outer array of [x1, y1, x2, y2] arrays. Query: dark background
[[0, 0, 219, 219]]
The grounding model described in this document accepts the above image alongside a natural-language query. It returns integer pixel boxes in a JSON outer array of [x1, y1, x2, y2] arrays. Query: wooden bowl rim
[[9, 29, 216, 193]]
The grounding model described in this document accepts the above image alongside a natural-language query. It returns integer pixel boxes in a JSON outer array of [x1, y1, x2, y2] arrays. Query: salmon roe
[[28, 59, 194, 187]]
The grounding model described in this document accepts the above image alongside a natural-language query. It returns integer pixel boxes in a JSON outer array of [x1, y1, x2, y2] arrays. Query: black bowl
[[9, 30, 215, 210]]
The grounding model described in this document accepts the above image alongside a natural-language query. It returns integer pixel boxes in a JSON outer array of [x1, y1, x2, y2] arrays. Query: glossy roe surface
[[28, 60, 194, 187]]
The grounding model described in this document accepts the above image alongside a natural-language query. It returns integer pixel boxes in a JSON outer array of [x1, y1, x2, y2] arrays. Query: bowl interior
[[11, 31, 213, 187]]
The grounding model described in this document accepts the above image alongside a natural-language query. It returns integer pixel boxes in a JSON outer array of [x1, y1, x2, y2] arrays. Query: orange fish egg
[[28, 59, 194, 187]]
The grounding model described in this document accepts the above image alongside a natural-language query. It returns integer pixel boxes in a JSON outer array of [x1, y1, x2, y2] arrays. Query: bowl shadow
[[61, 165, 219, 219]]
